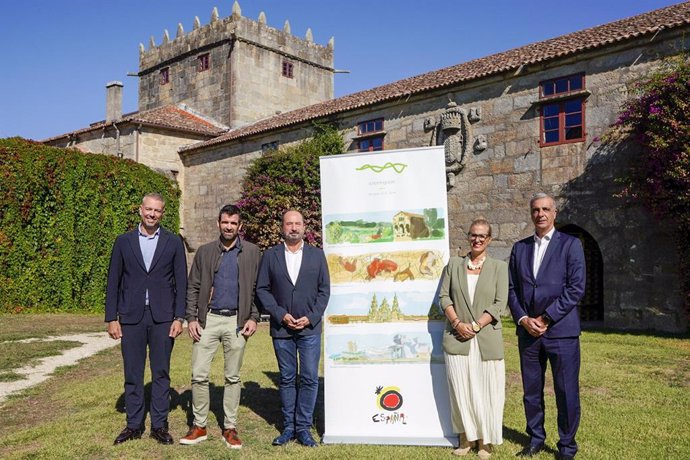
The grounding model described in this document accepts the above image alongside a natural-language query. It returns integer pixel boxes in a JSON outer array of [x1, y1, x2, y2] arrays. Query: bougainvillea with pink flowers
[[615, 55, 690, 319], [237, 123, 344, 249]]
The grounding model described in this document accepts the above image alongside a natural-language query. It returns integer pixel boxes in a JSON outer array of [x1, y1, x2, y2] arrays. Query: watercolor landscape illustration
[[327, 249, 445, 285], [326, 327, 445, 365], [324, 208, 446, 245], [326, 291, 445, 325]]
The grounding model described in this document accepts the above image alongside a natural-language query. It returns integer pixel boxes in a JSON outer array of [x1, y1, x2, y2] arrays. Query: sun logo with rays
[[374, 385, 403, 411]]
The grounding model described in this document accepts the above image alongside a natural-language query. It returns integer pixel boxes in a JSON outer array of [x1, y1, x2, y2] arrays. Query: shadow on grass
[[115, 373, 327, 436], [581, 322, 689, 339], [502, 425, 558, 456], [115, 384, 189, 428], [240, 371, 326, 436]]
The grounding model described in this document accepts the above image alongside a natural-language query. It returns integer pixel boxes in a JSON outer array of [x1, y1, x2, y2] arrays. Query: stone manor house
[[43, 1, 690, 332]]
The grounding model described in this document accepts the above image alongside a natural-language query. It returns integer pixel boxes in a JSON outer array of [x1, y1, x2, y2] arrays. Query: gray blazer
[[439, 256, 508, 360]]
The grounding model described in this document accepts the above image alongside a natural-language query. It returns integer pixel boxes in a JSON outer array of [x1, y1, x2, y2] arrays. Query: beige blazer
[[439, 256, 508, 360]]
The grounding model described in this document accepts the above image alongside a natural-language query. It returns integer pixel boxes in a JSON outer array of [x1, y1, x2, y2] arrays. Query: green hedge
[[0, 138, 179, 314]]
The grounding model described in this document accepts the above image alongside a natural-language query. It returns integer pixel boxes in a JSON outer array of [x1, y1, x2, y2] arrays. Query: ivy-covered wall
[[0, 138, 180, 313]]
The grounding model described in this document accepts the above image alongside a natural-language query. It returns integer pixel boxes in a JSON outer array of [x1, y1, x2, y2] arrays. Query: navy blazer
[[508, 230, 586, 338], [255, 242, 330, 338], [105, 227, 187, 324]]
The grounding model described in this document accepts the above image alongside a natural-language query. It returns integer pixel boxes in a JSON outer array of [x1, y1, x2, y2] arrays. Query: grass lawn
[[0, 314, 688, 459]]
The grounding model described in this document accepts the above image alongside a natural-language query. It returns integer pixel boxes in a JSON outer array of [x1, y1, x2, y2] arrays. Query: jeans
[[272, 334, 321, 433], [191, 313, 247, 429]]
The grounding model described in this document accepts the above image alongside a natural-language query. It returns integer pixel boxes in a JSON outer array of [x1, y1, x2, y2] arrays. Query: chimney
[[105, 81, 123, 122]]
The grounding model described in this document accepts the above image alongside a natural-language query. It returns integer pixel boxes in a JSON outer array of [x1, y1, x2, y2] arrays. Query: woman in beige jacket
[[439, 218, 508, 458]]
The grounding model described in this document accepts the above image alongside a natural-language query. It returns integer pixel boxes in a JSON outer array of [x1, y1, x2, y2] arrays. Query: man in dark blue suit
[[508, 193, 586, 460], [256, 210, 330, 448], [105, 193, 187, 445]]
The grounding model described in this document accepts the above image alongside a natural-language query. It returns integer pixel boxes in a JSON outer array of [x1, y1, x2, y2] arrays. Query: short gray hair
[[529, 192, 556, 210]]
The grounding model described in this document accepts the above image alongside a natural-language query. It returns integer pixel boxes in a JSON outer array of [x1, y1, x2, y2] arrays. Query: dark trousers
[[518, 334, 581, 457], [120, 308, 174, 429]]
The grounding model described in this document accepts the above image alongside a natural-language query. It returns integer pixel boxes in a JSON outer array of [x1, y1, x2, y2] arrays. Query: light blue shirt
[[138, 224, 160, 305]]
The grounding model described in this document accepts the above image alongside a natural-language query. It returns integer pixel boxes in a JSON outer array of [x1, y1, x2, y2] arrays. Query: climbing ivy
[[0, 138, 179, 313]]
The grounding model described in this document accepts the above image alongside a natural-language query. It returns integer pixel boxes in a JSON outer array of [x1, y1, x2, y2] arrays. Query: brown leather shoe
[[150, 427, 174, 445], [179, 425, 208, 445], [113, 426, 144, 445], [223, 428, 242, 449]]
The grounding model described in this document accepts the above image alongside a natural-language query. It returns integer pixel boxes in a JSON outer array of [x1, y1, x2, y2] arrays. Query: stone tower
[[137, 1, 334, 128]]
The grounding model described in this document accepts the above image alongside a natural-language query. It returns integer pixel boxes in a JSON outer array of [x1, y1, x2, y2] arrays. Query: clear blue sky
[[0, 0, 679, 140]]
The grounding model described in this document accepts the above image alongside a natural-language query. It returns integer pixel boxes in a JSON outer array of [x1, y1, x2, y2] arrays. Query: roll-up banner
[[320, 146, 453, 446]]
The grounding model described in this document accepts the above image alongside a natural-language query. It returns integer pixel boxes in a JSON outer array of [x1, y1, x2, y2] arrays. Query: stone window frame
[[197, 53, 210, 72], [354, 118, 386, 152], [538, 73, 588, 147], [160, 67, 170, 85], [282, 60, 294, 78]]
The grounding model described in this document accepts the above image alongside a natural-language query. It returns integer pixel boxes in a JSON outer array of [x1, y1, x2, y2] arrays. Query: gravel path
[[0, 332, 118, 404]]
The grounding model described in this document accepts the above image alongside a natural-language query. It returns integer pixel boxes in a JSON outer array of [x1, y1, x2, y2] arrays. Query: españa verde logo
[[356, 162, 407, 174]]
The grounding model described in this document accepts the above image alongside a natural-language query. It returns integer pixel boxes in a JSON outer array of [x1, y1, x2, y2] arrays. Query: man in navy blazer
[[256, 210, 330, 448], [508, 193, 586, 460], [105, 193, 187, 445]]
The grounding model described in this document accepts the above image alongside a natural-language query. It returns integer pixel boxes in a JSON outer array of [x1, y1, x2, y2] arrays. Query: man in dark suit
[[508, 192, 586, 460], [256, 210, 330, 448], [105, 193, 187, 445]]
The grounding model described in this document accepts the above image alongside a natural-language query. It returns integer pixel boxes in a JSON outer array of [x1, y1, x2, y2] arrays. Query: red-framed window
[[358, 118, 384, 135], [197, 53, 210, 72], [357, 118, 385, 152], [539, 74, 586, 146], [160, 67, 170, 85], [282, 61, 294, 78]]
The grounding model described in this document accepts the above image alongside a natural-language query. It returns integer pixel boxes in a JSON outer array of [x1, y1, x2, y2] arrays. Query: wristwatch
[[174, 317, 185, 323], [471, 321, 482, 332]]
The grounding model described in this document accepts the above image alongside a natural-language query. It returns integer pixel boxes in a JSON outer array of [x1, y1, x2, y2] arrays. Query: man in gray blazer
[[256, 210, 330, 448]]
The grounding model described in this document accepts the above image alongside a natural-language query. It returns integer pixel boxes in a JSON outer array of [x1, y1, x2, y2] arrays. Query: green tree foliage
[[368, 294, 379, 323], [0, 138, 179, 313], [237, 123, 345, 249], [614, 55, 690, 318]]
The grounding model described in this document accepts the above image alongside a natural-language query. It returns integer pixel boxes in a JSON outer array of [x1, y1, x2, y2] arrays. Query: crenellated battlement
[[138, 1, 334, 75], [137, 1, 334, 128]]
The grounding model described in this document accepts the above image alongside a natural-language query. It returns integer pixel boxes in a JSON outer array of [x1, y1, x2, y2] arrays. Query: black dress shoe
[[113, 426, 144, 445], [558, 454, 575, 460], [517, 444, 545, 457], [150, 427, 174, 445]]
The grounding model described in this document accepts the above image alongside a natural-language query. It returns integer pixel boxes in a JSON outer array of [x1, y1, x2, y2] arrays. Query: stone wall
[[180, 29, 688, 332], [138, 10, 333, 128]]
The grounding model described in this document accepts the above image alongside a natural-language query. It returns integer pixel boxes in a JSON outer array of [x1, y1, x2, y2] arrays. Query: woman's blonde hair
[[469, 217, 492, 237]]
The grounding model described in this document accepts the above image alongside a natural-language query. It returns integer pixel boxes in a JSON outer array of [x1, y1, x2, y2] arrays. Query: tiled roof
[[180, 1, 690, 153], [42, 105, 226, 143]]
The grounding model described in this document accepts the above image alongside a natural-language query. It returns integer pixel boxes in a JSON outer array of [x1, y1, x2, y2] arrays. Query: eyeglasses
[[467, 233, 490, 241]]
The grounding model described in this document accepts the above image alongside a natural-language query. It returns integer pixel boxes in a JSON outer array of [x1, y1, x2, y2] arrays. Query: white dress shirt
[[284, 240, 304, 285], [533, 226, 556, 277], [518, 226, 556, 326]]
